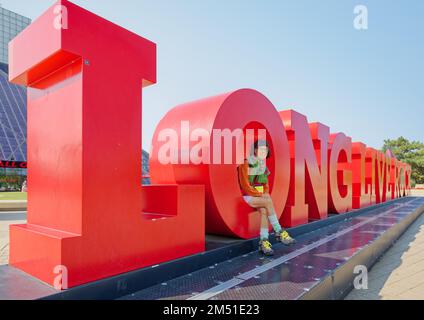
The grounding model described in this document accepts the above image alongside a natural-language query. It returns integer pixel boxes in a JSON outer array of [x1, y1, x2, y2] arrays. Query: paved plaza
[[1, 192, 424, 299], [0, 211, 26, 266], [346, 190, 424, 300]]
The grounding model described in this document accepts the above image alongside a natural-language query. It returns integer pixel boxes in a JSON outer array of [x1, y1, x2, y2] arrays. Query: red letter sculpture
[[328, 133, 353, 213], [8, 0, 204, 288], [6, 0, 413, 290], [150, 89, 291, 239], [279, 110, 329, 227], [351, 142, 372, 208]]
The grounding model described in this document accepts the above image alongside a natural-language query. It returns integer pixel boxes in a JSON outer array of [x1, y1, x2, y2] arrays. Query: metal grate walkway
[[120, 197, 424, 300]]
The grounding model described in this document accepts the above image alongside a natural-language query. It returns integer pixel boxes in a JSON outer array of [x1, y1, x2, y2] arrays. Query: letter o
[[150, 89, 290, 239]]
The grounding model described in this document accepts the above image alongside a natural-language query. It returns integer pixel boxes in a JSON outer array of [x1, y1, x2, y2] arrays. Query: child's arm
[[264, 183, 270, 194]]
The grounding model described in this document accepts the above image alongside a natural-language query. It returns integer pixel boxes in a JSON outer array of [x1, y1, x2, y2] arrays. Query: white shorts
[[243, 195, 254, 204]]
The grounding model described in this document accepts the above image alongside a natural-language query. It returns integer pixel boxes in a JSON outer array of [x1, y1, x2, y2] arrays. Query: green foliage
[[382, 137, 424, 185]]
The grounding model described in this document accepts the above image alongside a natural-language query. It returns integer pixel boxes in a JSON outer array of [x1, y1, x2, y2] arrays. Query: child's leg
[[243, 197, 276, 255], [259, 208, 269, 240], [262, 195, 283, 233], [242, 197, 270, 240], [258, 207, 274, 255], [262, 195, 296, 244], [243, 195, 295, 246]]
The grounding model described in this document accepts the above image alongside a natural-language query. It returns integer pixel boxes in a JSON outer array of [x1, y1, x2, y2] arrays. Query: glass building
[[0, 6, 31, 64], [0, 62, 27, 190], [0, 62, 26, 161], [0, 6, 29, 190]]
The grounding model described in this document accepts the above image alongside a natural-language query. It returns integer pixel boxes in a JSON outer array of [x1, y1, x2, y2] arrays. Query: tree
[[382, 137, 424, 185]]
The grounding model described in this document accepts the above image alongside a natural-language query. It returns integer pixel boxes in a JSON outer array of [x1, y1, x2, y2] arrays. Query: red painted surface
[[8, 0, 204, 289], [328, 133, 353, 213], [387, 156, 397, 200], [8, 0, 412, 288], [375, 150, 387, 203], [279, 111, 329, 227], [150, 89, 291, 238], [365, 148, 377, 205], [351, 142, 371, 209]]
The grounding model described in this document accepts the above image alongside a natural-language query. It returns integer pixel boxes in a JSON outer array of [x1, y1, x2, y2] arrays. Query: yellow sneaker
[[276, 230, 296, 245], [259, 239, 274, 256]]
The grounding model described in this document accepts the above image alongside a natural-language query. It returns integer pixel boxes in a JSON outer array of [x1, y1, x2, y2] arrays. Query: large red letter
[[365, 148, 377, 204], [150, 89, 291, 239], [9, 0, 204, 288], [387, 155, 397, 200], [279, 110, 329, 226], [351, 142, 372, 208], [328, 133, 352, 213], [374, 151, 386, 203]]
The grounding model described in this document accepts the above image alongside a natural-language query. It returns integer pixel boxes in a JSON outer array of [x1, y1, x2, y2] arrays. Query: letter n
[[279, 110, 329, 227]]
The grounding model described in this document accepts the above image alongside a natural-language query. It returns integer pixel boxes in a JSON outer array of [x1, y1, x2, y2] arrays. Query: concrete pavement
[[0, 200, 27, 211], [346, 198, 424, 300], [1, 193, 423, 299], [0, 211, 26, 266]]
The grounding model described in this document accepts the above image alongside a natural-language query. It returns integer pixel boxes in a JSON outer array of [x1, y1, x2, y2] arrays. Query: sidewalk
[[0, 200, 27, 211], [0, 211, 26, 266], [345, 205, 424, 300], [1, 196, 423, 299]]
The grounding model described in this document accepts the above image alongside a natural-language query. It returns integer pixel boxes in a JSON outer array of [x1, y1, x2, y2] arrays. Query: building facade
[[0, 6, 31, 64], [0, 62, 27, 190]]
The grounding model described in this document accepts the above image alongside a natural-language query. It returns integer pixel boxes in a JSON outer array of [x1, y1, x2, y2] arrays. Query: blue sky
[[2, 0, 423, 152]]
